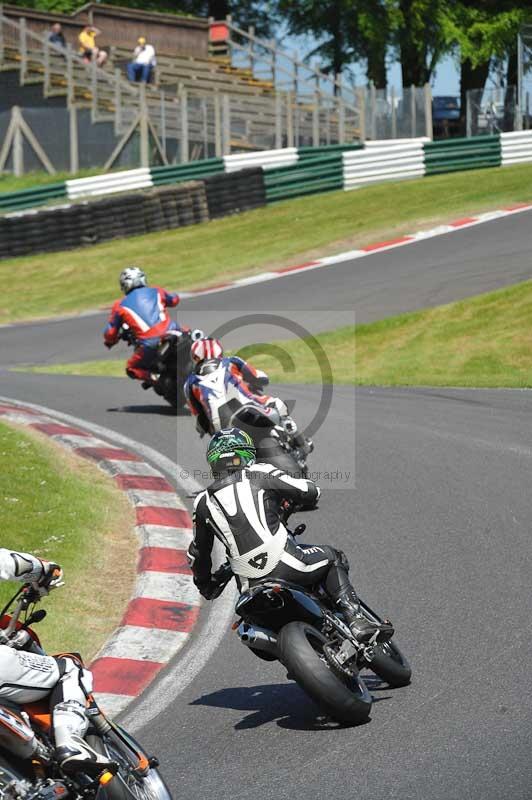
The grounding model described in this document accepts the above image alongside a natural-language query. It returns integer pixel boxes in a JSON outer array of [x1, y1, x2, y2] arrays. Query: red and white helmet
[[191, 337, 223, 364]]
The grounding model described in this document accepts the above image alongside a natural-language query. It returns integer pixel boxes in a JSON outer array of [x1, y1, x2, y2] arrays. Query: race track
[[2, 211, 532, 799], [2, 209, 532, 365]]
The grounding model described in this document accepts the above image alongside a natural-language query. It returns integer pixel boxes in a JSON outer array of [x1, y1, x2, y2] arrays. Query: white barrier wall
[[500, 131, 532, 166], [224, 148, 299, 173], [66, 168, 153, 199], [343, 138, 428, 190]]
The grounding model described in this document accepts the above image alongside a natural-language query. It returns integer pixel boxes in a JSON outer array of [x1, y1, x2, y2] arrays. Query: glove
[[35, 561, 64, 596], [6, 630, 31, 650], [193, 577, 219, 601]]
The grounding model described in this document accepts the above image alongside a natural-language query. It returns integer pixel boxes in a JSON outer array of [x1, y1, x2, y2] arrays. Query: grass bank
[[24, 279, 532, 388], [2, 163, 532, 325], [0, 420, 136, 660]]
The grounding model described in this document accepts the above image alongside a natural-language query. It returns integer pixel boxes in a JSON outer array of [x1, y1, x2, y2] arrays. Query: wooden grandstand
[[0, 8, 361, 169]]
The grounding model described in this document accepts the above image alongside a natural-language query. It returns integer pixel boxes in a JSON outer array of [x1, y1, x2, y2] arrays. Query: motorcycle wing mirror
[[24, 609, 47, 627], [293, 524, 306, 537]]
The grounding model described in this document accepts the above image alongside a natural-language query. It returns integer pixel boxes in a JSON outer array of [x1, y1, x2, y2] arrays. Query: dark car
[[432, 95, 460, 137]]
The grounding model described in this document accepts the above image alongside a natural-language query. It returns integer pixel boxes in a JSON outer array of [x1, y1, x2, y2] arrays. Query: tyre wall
[[0, 180, 211, 259]]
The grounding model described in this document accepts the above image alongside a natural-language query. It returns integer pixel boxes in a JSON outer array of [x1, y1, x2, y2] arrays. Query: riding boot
[[53, 701, 114, 776], [335, 588, 384, 642]]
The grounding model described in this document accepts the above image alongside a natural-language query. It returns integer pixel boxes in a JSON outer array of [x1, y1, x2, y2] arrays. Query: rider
[[103, 267, 181, 387], [184, 337, 312, 453], [187, 428, 393, 643], [0, 548, 113, 775]]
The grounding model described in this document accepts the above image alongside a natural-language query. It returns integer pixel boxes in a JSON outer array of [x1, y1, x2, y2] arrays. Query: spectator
[[78, 24, 107, 67], [48, 22, 66, 49], [127, 36, 156, 83]]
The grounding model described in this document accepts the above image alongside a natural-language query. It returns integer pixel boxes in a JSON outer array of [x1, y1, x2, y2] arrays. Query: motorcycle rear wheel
[[278, 621, 372, 725], [87, 733, 172, 800]]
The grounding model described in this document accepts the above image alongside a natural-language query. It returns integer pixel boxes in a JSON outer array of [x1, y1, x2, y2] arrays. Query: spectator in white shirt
[[127, 36, 156, 83]]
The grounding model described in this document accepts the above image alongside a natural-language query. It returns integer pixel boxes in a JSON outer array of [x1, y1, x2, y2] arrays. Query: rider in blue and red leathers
[[103, 267, 183, 385]]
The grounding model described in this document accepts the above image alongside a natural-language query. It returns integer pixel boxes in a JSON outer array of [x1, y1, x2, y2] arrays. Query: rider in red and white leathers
[[0, 549, 113, 774], [184, 337, 312, 453]]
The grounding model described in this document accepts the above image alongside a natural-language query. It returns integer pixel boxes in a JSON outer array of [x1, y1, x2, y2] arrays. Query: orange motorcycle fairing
[[24, 701, 52, 733]]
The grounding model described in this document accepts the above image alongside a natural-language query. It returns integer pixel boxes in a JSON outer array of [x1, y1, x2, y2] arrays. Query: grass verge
[[2, 163, 532, 325], [23, 279, 532, 388], [0, 420, 136, 660]]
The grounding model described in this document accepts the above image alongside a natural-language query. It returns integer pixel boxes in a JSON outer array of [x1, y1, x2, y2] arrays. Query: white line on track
[[0, 394, 236, 732]]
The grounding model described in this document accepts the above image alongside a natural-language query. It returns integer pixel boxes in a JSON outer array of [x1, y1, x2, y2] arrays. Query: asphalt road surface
[[2, 209, 532, 367], [1, 210, 532, 799]]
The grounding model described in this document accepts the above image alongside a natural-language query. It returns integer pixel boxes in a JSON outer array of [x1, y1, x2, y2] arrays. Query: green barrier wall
[[0, 183, 67, 213], [265, 153, 344, 201], [150, 158, 225, 186], [424, 135, 501, 176]]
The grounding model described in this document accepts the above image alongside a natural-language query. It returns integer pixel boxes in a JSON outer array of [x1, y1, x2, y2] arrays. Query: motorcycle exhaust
[[237, 622, 279, 657]]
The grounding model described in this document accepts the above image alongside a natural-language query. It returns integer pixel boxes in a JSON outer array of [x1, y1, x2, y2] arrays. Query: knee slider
[[126, 367, 136, 380]]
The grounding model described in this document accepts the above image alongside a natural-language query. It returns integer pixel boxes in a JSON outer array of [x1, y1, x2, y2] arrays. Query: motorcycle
[[0, 580, 172, 800], [228, 404, 310, 478], [119, 324, 203, 409], [209, 518, 411, 725]]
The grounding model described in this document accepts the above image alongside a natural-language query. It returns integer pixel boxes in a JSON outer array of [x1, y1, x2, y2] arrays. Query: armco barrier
[[224, 148, 298, 173], [151, 158, 225, 187], [298, 143, 364, 160], [424, 135, 501, 175], [0, 182, 209, 260], [205, 168, 266, 218], [500, 131, 532, 165], [264, 152, 344, 202], [343, 138, 427, 190], [66, 168, 153, 200], [0, 182, 67, 213]]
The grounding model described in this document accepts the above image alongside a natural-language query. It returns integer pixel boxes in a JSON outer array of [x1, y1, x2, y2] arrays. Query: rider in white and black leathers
[[188, 429, 393, 643], [0, 549, 113, 774]]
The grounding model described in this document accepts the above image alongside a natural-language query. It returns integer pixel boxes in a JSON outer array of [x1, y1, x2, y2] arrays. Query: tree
[[391, 0, 447, 87], [275, 0, 356, 83], [440, 1, 531, 133]]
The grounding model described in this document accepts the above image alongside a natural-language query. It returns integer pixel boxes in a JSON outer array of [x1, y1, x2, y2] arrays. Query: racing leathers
[[0, 549, 111, 773], [188, 465, 377, 637], [184, 356, 309, 450], [103, 285, 180, 382]]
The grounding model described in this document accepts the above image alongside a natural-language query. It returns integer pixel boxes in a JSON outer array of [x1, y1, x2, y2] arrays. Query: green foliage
[[0, 422, 134, 657], [440, 1, 530, 68]]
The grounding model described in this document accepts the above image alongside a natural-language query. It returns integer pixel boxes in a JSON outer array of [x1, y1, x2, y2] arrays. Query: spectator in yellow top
[[78, 25, 107, 66]]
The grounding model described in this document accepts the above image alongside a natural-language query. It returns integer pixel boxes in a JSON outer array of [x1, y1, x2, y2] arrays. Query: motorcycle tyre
[[356, 602, 412, 687], [366, 641, 412, 687], [278, 621, 372, 725], [87, 733, 172, 800]]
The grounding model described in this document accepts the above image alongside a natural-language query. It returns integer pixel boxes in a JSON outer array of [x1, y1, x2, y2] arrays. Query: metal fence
[[465, 87, 520, 137], [361, 85, 431, 141]]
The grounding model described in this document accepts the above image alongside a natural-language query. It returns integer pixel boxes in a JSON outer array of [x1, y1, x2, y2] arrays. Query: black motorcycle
[[228, 404, 310, 478], [119, 324, 203, 409], [210, 525, 411, 725]]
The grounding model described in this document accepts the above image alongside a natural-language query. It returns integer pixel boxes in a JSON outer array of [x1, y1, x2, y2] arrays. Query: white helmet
[[191, 337, 223, 364], [119, 267, 147, 295]]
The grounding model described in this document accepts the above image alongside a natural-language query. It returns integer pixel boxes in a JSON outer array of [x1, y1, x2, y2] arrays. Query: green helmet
[[206, 428, 256, 471]]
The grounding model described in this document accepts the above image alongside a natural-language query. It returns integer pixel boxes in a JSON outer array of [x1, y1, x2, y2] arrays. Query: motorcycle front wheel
[[278, 621, 372, 725], [87, 732, 172, 800], [358, 601, 412, 687]]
